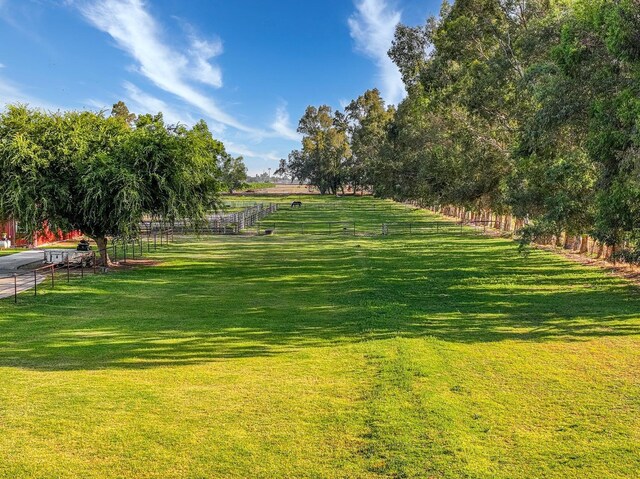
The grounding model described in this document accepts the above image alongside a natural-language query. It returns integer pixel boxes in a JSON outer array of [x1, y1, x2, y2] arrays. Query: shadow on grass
[[1, 228, 639, 371]]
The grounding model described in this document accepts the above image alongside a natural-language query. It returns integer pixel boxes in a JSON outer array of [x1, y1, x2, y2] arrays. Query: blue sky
[[0, 0, 440, 174]]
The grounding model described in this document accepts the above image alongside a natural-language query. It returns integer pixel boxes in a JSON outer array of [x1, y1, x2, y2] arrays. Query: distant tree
[[285, 105, 351, 195], [345, 89, 394, 195], [111, 101, 136, 126], [274, 158, 291, 182], [220, 154, 247, 193]]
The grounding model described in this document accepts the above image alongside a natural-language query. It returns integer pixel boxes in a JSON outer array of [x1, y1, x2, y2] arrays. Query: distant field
[[244, 181, 276, 190], [1, 196, 638, 478]]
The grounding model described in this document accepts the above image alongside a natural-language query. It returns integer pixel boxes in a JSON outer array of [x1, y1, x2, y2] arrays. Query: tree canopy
[[0, 103, 225, 263], [220, 153, 248, 193], [281, 105, 351, 195], [285, 0, 640, 262]]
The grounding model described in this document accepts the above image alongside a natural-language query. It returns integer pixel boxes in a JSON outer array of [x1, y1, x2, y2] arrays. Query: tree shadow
[[0, 230, 639, 371]]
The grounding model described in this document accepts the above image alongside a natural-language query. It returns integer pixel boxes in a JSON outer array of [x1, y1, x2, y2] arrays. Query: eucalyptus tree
[[384, 0, 525, 211], [220, 153, 247, 193], [0, 104, 224, 265], [344, 89, 395, 195], [513, 0, 640, 251], [562, 0, 640, 250], [285, 105, 351, 194]]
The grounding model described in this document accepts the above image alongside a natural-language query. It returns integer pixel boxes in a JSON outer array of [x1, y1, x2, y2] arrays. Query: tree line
[[0, 102, 247, 264], [282, 0, 640, 262]]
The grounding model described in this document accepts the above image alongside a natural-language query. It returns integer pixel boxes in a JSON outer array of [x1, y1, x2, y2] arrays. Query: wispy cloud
[[0, 75, 26, 102], [122, 81, 202, 127], [348, 0, 405, 106], [187, 32, 223, 88], [119, 83, 283, 162], [271, 104, 300, 141], [78, 0, 255, 133], [0, 72, 62, 111], [223, 140, 282, 162]]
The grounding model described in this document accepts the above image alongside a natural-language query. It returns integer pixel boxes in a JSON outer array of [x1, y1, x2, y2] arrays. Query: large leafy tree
[[344, 89, 395, 195], [285, 105, 351, 195], [0, 104, 223, 264], [511, 0, 640, 251], [377, 0, 639, 259], [559, 0, 640, 249]]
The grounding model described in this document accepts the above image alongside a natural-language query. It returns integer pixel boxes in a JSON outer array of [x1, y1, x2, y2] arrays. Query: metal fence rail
[[0, 233, 176, 304], [254, 220, 475, 236], [141, 203, 278, 235]]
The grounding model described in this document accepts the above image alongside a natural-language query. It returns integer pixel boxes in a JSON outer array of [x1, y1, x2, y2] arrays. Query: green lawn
[[244, 181, 276, 189], [0, 248, 24, 257], [1, 196, 639, 478]]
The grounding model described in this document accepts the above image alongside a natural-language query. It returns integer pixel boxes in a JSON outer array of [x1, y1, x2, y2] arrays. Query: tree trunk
[[595, 242, 604, 259], [94, 237, 111, 266], [579, 235, 589, 254], [564, 234, 575, 250], [555, 233, 564, 248]]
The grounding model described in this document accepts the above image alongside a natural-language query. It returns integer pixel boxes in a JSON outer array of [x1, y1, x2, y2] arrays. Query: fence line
[[254, 220, 472, 236], [141, 203, 278, 235], [0, 232, 175, 304]]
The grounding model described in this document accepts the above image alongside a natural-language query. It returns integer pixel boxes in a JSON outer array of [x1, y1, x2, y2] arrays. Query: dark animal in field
[[291, 201, 302, 208]]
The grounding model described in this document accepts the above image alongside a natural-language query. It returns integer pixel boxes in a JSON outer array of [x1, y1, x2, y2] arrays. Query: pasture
[[0, 196, 638, 478]]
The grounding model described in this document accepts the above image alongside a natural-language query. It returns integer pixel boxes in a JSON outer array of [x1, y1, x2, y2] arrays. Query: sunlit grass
[[0, 248, 24, 257], [0, 196, 639, 478]]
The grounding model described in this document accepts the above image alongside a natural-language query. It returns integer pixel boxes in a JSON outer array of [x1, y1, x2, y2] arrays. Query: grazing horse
[[291, 201, 302, 208]]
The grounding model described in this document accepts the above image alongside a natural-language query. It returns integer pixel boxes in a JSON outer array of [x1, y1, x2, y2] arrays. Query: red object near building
[[0, 218, 17, 242], [0, 218, 82, 247]]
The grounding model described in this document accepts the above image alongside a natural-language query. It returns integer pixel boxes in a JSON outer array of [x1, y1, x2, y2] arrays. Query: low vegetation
[[244, 182, 276, 190], [1, 196, 638, 478]]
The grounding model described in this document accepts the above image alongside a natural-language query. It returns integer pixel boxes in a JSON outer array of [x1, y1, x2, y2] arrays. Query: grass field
[[1, 196, 639, 478], [244, 182, 276, 190]]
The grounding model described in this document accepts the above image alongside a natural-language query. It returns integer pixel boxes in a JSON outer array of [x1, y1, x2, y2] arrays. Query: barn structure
[[0, 218, 81, 247]]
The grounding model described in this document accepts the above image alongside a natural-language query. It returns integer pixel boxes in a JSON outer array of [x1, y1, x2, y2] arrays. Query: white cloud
[[79, 0, 255, 133], [122, 81, 200, 127], [271, 104, 300, 141], [188, 36, 223, 88], [223, 140, 282, 162], [0, 75, 25, 101], [83, 98, 111, 110], [348, 0, 405, 106], [0, 73, 62, 111], [0, 63, 4, 69]]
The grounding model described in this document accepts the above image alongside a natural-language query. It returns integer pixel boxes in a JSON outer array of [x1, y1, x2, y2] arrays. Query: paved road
[[0, 250, 47, 300], [0, 250, 45, 270]]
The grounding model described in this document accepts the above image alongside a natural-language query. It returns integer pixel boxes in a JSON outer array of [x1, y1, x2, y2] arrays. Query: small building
[[0, 218, 81, 247]]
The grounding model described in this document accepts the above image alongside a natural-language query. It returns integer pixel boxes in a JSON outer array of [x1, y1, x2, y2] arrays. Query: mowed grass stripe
[[0, 196, 638, 478]]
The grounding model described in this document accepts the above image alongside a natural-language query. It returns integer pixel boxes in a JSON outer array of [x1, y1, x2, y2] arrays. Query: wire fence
[[0, 229, 175, 304], [254, 220, 475, 236]]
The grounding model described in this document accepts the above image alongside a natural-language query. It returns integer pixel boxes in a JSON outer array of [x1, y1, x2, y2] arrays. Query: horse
[[291, 201, 302, 208]]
